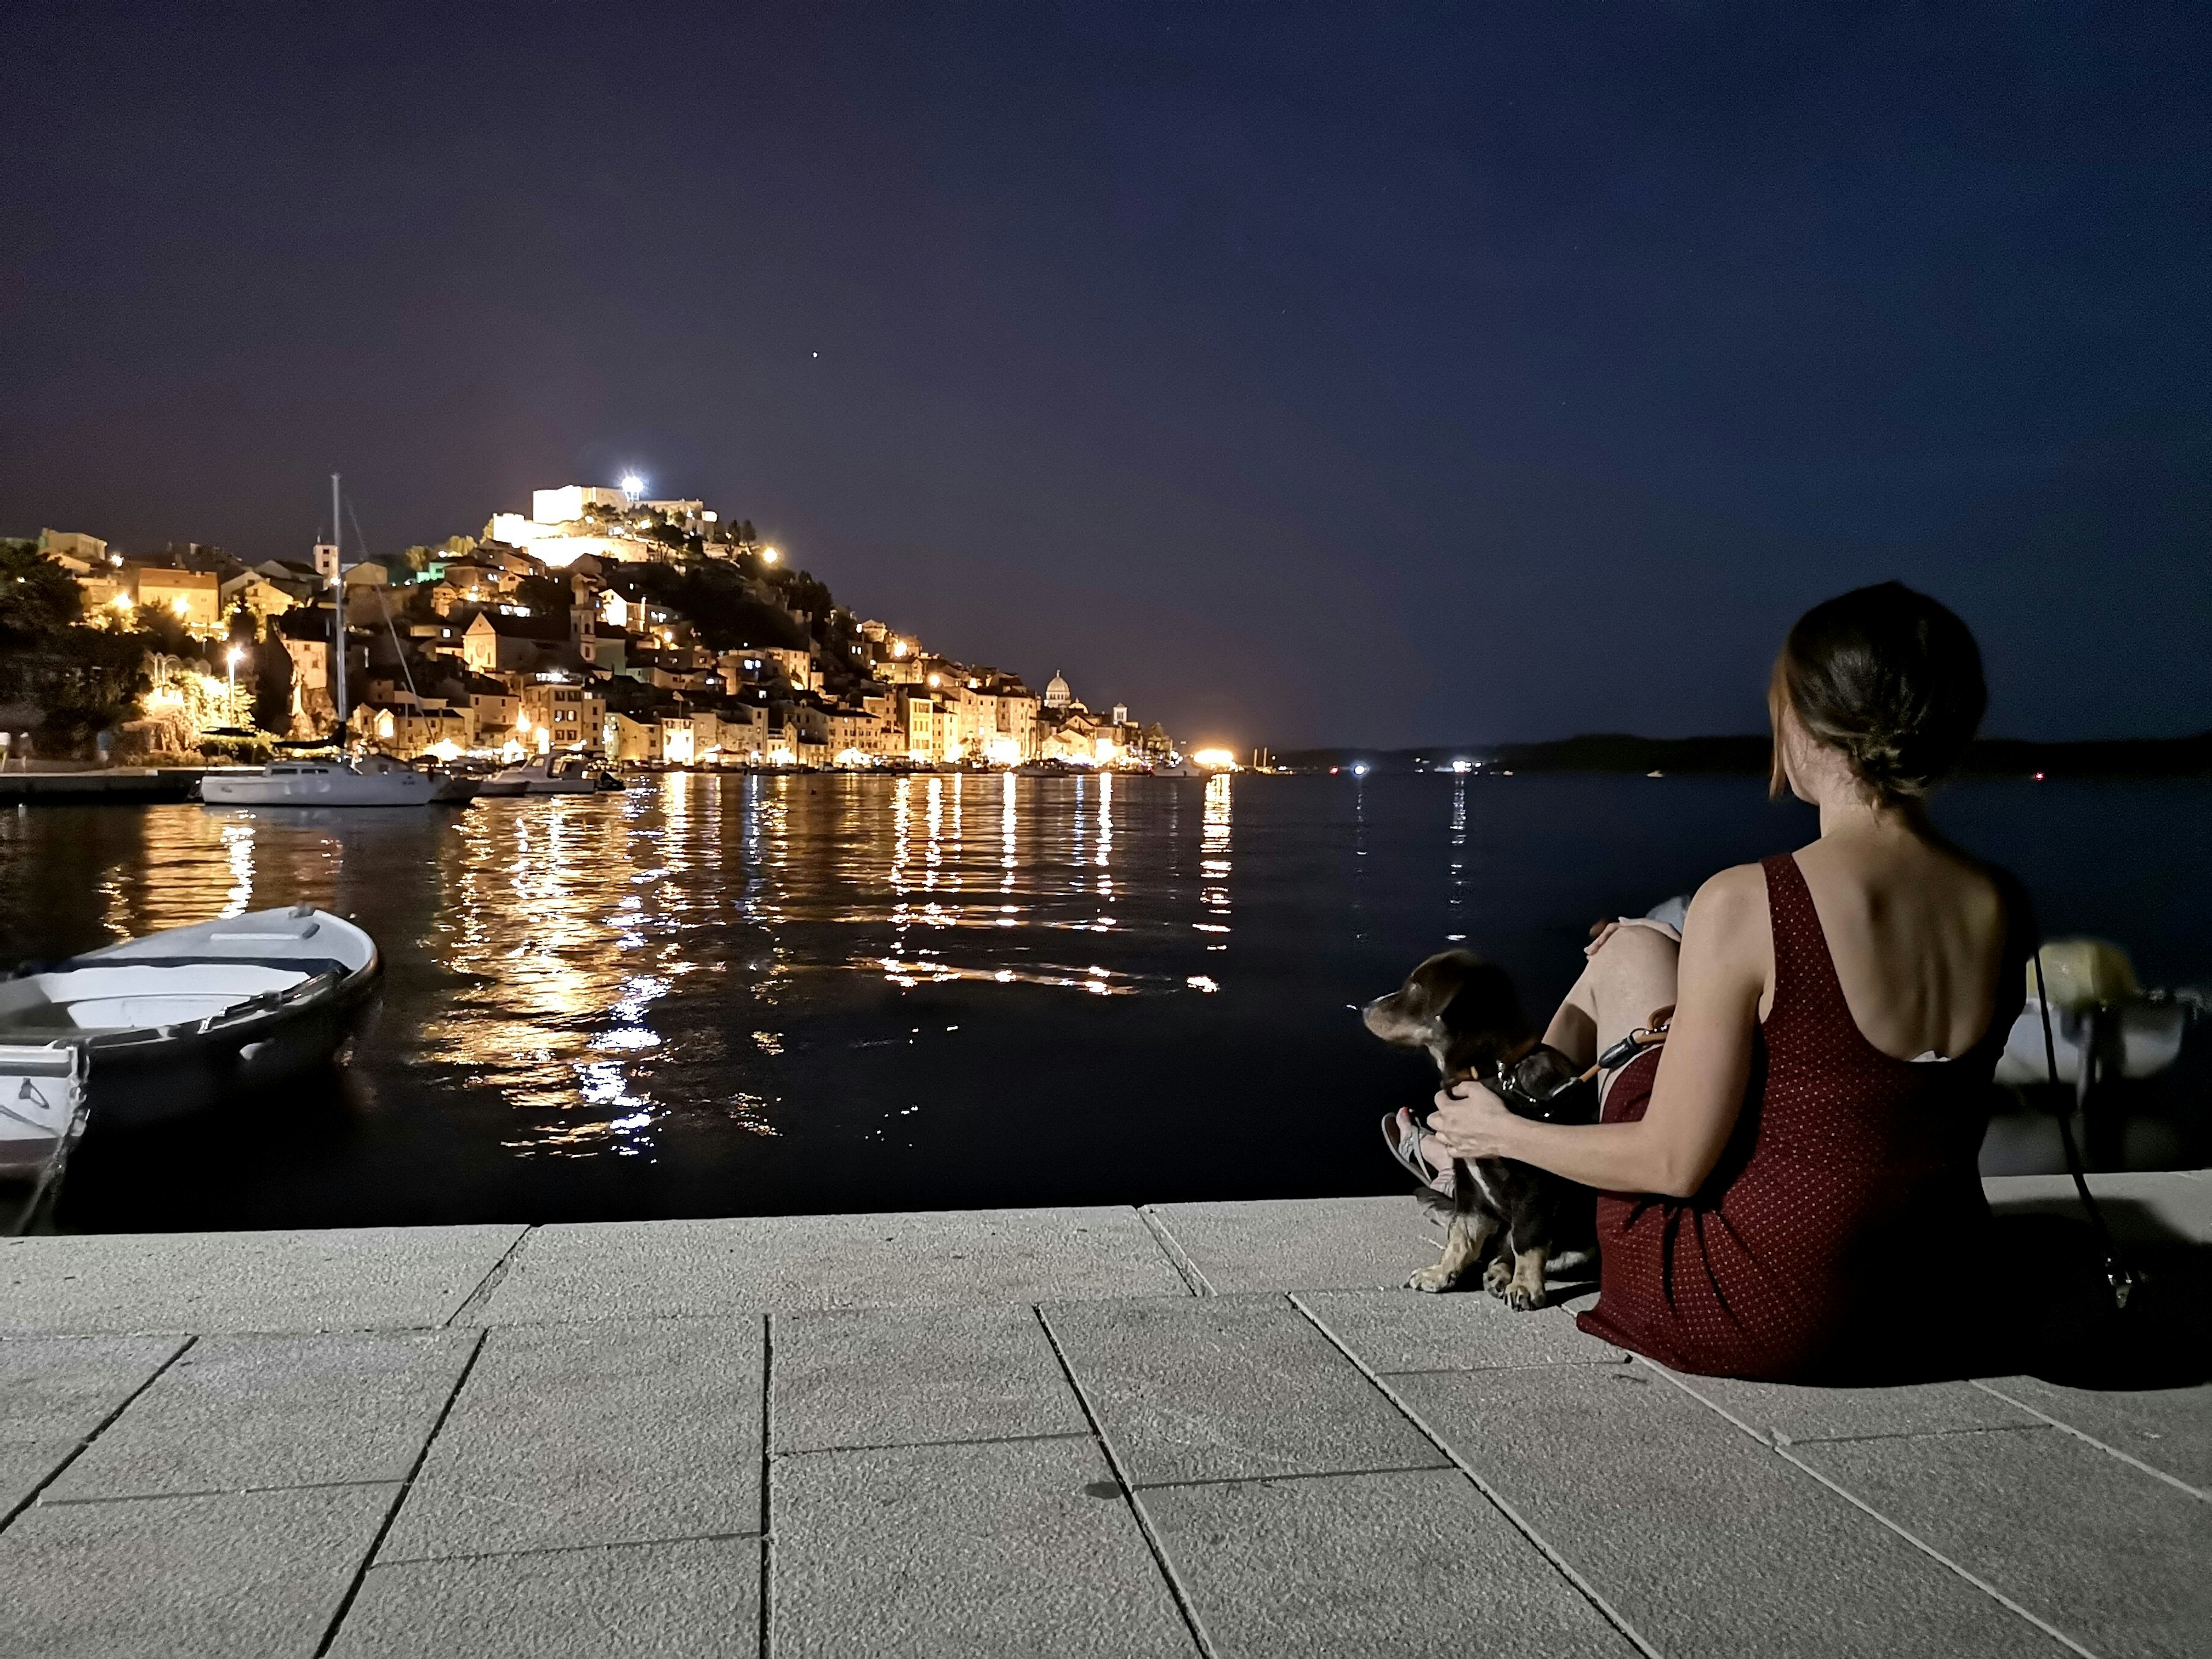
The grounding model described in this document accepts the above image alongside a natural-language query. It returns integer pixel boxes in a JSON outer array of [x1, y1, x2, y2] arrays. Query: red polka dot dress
[[1575, 854, 2019, 1381]]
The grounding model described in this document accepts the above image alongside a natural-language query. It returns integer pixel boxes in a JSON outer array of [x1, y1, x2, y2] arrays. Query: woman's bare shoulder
[[1683, 863, 1770, 948], [1690, 862, 1768, 915]]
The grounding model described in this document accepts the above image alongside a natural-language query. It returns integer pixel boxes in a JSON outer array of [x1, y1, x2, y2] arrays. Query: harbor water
[[3, 771, 2206, 1231]]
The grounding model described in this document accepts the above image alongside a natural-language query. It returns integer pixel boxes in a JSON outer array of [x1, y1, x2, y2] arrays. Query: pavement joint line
[[1136, 1206, 1213, 1296], [313, 1325, 488, 1658], [1643, 1359, 2099, 1658], [1287, 1291, 1664, 1659], [770, 1429, 1095, 1460], [1129, 1461, 1456, 1493], [444, 1224, 538, 1327], [1764, 1422, 2053, 1450], [1374, 1355, 1635, 1377], [371, 1528, 769, 1570], [759, 1312, 772, 1659], [1970, 1379, 2211, 1503], [1032, 1304, 1218, 1659], [37, 1475, 407, 1507], [0, 1332, 195, 1536]]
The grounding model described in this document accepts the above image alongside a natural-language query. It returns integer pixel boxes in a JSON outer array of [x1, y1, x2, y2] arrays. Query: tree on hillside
[[0, 539, 85, 642], [251, 625, 294, 733]]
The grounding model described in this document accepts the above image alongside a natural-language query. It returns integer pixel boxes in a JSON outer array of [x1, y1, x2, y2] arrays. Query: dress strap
[[1760, 853, 1852, 1030]]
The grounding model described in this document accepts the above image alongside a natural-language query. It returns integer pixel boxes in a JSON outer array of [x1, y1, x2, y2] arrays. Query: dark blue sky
[[5, 2, 2207, 747]]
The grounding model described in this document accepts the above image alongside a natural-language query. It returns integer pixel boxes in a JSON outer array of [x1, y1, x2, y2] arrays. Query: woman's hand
[[1426, 1077, 1523, 1162], [1586, 915, 1683, 958]]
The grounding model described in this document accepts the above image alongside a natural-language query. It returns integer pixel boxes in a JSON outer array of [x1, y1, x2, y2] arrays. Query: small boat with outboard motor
[[0, 905, 380, 1127], [482, 754, 619, 796]]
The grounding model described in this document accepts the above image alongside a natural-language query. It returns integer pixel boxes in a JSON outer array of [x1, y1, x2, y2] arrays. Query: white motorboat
[[0, 1043, 89, 1233], [0, 905, 380, 1127], [202, 753, 437, 807], [485, 754, 605, 796]]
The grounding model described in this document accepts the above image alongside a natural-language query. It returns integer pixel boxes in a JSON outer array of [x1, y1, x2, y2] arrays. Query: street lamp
[[226, 645, 244, 726]]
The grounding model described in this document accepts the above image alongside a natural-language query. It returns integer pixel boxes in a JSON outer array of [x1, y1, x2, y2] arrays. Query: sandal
[[1381, 1108, 1453, 1193]]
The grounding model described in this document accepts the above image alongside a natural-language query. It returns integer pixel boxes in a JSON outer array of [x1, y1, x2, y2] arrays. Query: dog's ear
[[1395, 952, 1472, 1018], [1435, 956, 1532, 1069]]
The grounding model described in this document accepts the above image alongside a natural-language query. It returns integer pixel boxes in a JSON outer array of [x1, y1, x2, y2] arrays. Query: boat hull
[[202, 770, 435, 806], [74, 991, 368, 1126]]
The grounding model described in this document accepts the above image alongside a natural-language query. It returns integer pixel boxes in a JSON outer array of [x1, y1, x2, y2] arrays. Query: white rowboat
[[0, 906, 381, 1127]]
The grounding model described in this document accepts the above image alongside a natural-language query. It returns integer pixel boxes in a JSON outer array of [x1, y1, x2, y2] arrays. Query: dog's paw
[[1482, 1259, 1513, 1297], [1503, 1281, 1548, 1311], [1406, 1262, 1462, 1293]]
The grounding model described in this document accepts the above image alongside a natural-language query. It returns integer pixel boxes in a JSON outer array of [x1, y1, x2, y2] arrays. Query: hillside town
[[2, 483, 1183, 771]]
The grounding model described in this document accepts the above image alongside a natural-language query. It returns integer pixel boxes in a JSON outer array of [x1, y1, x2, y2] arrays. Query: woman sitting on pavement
[[1416, 581, 2032, 1381]]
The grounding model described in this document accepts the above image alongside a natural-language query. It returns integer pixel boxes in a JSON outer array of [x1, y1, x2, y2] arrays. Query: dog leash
[[2032, 949, 2139, 1312], [1581, 1022, 1668, 1084]]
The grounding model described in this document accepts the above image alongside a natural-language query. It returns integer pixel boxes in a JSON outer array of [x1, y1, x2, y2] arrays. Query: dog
[[1363, 950, 1599, 1306]]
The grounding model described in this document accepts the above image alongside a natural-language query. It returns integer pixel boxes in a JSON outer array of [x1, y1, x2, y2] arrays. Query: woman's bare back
[[1785, 831, 2009, 1062]]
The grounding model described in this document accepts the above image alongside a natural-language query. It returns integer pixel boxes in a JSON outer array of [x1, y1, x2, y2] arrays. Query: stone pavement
[[0, 1172, 2205, 1658]]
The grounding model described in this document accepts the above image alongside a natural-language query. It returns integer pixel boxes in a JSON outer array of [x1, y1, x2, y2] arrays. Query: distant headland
[[1273, 732, 2212, 778]]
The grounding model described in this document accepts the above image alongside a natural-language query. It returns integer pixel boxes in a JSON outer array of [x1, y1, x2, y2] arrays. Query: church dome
[[1044, 669, 1071, 709]]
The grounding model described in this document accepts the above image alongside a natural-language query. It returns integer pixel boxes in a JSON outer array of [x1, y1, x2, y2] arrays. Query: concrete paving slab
[[771, 1304, 1087, 1453], [0, 1335, 185, 1513], [770, 1435, 1195, 1658], [1796, 1425, 2212, 1659], [47, 1330, 477, 1502], [466, 1206, 1189, 1324], [1296, 1287, 1628, 1374], [1390, 1363, 2046, 1657], [2, 1441, 79, 1520], [1672, 1373, 2041, 1446], [0, 1225, 527, 1336], [328, 1536, 760, 1658], [1139, 1467, 1633, 1658], [0, 1334, 188, 1440], [1043, 1296, 1446, 1486], [1977, 1374, 2212, 1494], [377, 1316, 762, 1562], [0, 1482, 395, 1659], [1142, 1196, 1435, 1293], [1984, 1171, 2212, 1244]]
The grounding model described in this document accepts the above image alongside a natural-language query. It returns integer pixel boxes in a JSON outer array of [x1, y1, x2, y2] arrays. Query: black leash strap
[[2032, 949, 2138, 1312]]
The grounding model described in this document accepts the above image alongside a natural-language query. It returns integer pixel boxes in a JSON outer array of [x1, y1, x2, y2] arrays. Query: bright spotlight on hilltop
[[619, 473, 645, 499], [761, 546, 781, 565], [1191, 748, 1240, 770]]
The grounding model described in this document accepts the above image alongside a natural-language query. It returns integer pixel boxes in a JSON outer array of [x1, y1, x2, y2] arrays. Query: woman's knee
[[1589, 922, 1678, 982], [1588, 926, 1679, 1027]]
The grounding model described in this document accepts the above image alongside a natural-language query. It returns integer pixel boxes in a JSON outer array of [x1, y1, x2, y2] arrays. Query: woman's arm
[[1428, 865, 1770, 1198]]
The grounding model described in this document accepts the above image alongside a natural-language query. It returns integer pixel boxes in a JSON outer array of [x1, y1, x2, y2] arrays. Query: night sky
[[5, 3, 2207, 749]]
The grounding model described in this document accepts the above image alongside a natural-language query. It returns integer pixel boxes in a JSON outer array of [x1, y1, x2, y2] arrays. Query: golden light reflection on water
[[43, 776, 1237, 1161]]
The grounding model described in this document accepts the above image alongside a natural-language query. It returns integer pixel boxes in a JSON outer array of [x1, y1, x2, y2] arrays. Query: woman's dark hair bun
[[1769, 582, 1986, 804]]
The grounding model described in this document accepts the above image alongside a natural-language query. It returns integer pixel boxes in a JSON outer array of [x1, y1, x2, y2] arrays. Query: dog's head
[[1361, 949, 1534, 1078]]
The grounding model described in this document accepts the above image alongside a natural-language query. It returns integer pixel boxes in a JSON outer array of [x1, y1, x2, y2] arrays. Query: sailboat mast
[[330, 472, 346, 745]]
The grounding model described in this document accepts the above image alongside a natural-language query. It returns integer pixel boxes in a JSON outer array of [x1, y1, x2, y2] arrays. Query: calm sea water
[[4, 772, 2207, 1232]]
